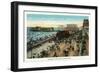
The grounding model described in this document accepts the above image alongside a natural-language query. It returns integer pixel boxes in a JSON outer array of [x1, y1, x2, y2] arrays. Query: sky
[[27, 14, 89, 28]]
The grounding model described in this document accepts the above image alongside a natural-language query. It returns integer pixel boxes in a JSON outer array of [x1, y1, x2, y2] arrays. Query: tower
[[83, 19, 89, 28]]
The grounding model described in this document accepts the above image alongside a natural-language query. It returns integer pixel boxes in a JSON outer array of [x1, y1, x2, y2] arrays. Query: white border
[[18, 5, 95, 68], [24, 11, 90, 61]]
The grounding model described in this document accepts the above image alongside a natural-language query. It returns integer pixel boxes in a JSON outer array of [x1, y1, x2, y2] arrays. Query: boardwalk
[[27, 35, 56, 51], [27, 29, 89, 58]]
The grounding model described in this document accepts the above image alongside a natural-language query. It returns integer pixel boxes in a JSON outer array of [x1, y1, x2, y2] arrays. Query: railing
[[27, 35, 56, 51]]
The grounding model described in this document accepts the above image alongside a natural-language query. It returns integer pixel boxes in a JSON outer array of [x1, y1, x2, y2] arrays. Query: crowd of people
[[27, 28, 89, 58]]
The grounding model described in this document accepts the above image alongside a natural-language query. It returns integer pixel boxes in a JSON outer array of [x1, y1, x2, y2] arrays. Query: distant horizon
[[27, 13, 89, 28], [27, 24, 83, 28]]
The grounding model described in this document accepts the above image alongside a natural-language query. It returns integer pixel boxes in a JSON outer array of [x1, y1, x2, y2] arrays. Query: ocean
[[27, 27, 57, 43]]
